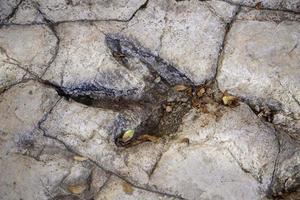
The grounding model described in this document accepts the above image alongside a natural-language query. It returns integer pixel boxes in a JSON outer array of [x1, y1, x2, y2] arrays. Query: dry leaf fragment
[[73, 156, 88, 161], [68, 184, 86, 194], [174, 85, 187, 91], [138, 134, 160, 143], [222, 95, 237, 105], [122, 130, 135, 142], [122, 182, 134, 195], [166, 106, 172, 112], [197, 88, 206, 97]]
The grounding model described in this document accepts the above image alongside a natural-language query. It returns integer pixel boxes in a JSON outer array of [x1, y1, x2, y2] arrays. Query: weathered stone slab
[[228, 0, 300, 12], [217, 13, 300, 139], [0, 25, 58, 76], [158, 0, 236, 84], [41, 98, 166, 186], [96, 176, 176, 200], [150, 145, 263, 200], [0, 80, 109, 199], [268, 131, 300, 196], [149, 104, 278, 199], [237, 7, 300, 22], [0, 55, 26, 93], [43, 22, 152, 100], [38, 0, 146, 22], [8, 0, 45, 24], [122, 0, 237, 84], [207, 0, 239, 23], [0, 0, 21, 22], [0, 81, 59, 137], [0, 129, 110, 200], [122, 0, 169, 53]]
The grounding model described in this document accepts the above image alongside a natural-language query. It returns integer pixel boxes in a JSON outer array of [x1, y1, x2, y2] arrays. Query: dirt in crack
[[54, 34, 225, 147]]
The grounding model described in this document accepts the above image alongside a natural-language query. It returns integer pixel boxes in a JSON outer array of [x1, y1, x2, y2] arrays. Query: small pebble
[[154, 77, 161, 83], [166, 106, 172, 112]]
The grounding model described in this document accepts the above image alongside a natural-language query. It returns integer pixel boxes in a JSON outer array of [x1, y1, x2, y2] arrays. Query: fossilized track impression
[[51, 34, 200, 147]]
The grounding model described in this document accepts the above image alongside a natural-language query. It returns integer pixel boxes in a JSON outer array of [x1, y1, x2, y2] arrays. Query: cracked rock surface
[[0, 0, 300, 200], [217, 8, 300, 140], [226, 0, 300, 12]]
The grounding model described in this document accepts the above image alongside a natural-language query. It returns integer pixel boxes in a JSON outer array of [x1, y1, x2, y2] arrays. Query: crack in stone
[[32, 91, 182, 199], [34, 7, 61, 79], [34, 93, 185, 199], [0, 0, 24, 25], [94, 174, 112, 196], [227, 148, 262, 184], [203, 1, 228, 24], [39, 177, 55, 199], [41, 133, 186, 199], [214, 6, 241, 83], [125, 0, 149, 22], [0, 46, 37, 78], [1, 2, 299, 199], [214, 0, 300, 14], [0, 24, 59, 81], [41, 25, 60, 78], [1, 0, 149, 26], [267, 129, 282, 198], [1, 2, 298, 27], [147, 142, 172, 179]]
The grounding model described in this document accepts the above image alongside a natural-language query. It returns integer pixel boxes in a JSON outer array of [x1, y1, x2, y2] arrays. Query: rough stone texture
[[269, 131, 300, 196], [1, 0, 300, 199], [158, 0, 227, 84], [0, 130, 110, 200], [0, 151, 72, 200], [0, 81, 59, 136], [122, 0, 168, 52], [41, 98, 166, 186], [0, 25, 58, 76], [217, 11, 300, 140], [149, 104, 278, 200], [152, 145, 262, 200], [179, 104, 278, 184], [8, 0, 45, 24], [96, 176, 175, 200], [0, 80, 59, 199], [237, 7, 300, 22], [122, 0, 238, 84], [217, 11, 300, 195], [207, 0, 240, 23], [0, 51, 26, 93], [228, 0, 300, 12], [9, 0, 148, 25], [39, 0, 147, 22], [0, 81, 109, 200], [0, 0, 21, 22], [43, 22, 152, 100]]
